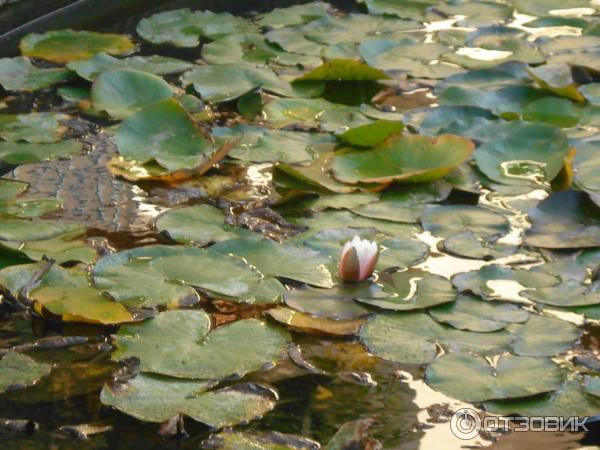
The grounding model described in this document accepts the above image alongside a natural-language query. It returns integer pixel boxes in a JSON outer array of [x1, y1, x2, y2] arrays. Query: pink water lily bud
[[339, 236, 379, 283]]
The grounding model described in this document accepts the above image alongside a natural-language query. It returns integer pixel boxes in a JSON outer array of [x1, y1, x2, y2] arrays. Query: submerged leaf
[[0, 352, 52, 393]]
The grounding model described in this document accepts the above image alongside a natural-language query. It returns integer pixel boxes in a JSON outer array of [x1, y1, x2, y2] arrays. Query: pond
[[0, 0, 599, 449]]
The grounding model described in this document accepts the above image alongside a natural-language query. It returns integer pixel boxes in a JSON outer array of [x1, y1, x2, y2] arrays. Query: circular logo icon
[[450, 408, 482, 440]]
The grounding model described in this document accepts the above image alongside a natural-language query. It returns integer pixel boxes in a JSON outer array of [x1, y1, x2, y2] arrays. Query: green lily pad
[[257, 2, 331, 28], [275, 149, 358, 194], [331, 134, 474, 184], [421, 205, 509, 240], [182, 64, 320, 103], [137, 9, 257, 47], [295, 59, 389, 82], [376, 237, 429, 270], [524, 191, 600, 249], [579, 83, 600, 105], [0, 235, 95, 265], [337, 120, 404, 147], [0, 219, 83, 242], [263, 97, 372, 133], [283, 285, 371, 320], [213, 125, 334, 164], [154, 204, 236, 245], [522, 97, 582, 128], [437, 1, 513, 27], [148, 247, 263, 297], [101, 373, 276, 427], [355, 269, 456, 311], [20, 29, 136, 63], [507, 315, 580, 357], [441, 231, 520, 260], [67, 52, 193, 81], [359, 39, 450, 72], [0, 140, 81, 164], [202, 32, 321, 68], [361, 0, 434, 21], [0, 57, 72, 91], [0, 113, 68, 143], [485, 378, 600, 417], [452, 264, 560, 301], [115, 98, 213, 171], [113, 310, 290, 379], [527, 63, 585, 102], [91, 69, 174, 119], [0, 352, 52, 393], [429, 294, 529, 332], [204, 430, 320, 450], [425, 353, 564, 402], [360, 312, 512, 364], [438, 84, 551, 117], [212, 236, 334, 288]]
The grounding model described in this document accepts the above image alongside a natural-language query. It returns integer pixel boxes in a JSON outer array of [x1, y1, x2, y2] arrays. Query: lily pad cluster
[[1, 0, 600, 447]]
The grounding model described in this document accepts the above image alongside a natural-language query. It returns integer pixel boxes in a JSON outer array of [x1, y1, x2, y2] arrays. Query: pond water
[[0, 0, 600, 449]]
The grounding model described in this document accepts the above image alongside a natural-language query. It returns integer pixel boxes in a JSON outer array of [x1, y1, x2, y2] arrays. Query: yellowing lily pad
[[330, 134, 474, 184], [20, 30, 136, 63]]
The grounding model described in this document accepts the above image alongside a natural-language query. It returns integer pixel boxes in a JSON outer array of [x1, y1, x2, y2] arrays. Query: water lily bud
[[339, 236, 379, 283]]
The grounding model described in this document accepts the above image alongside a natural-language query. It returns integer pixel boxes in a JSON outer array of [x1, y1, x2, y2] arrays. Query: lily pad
[[507, 315, 580, 357], [154, 205, 237, 245], [182, 64, 320, 103], [295, 59, 389, 82], [0, 113, 68, 143], [524, 191, 600, 249], [354, 269, 456, 311], [360, 312, 512, 364], [67, 52, 193, 81], [266, 307, 364, 336], [212, 236, 334, 288], [257, 2, 331, 28], [0, 140, 81, 164], [527, 63, 584, 102], [421, 205, 509, 240], [0, 352, 52, 393], [485, 378, 600, 417], [203, 431, 320, 450], [113, 310, 290, 379], [115, 98, 213, 171], [137, 9, 257, 47], [0, 57, 72, 91], [20, 30, 136, 63], [263, 97, 372, 133], [337, 120, 404, 147], [148, 247, 263, 297], [283, 286, 371, 320], [213, 125, 333, 164], [91, 69, 174, 119], [429, 294, 529, 332], [101, 373, 276, 427], [425, 353, 564, 402], [331, 134, 474, 184]]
